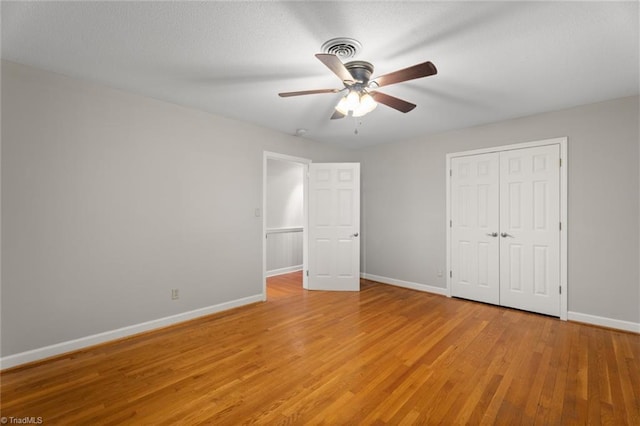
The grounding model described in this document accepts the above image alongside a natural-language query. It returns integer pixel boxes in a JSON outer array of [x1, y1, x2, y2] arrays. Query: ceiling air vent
[[321, 37, 362, 60]]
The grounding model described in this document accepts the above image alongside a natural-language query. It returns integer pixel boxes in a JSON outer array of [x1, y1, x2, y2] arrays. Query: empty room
[[1, 1, 639, 424]]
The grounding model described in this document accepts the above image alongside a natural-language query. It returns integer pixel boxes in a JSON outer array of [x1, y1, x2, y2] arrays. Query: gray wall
[[1, 61, 349, 356], [358, 96, 639, 323], [2, 60, 639, 359], [266, 159, 304, 229]]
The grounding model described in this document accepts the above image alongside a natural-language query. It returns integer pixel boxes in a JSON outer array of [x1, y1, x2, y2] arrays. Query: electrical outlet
[[171, 289, 179, 300]]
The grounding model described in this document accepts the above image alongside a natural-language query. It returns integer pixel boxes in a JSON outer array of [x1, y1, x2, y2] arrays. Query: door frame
[[445, 137, 568, 320], [262, 152, 311, 300]]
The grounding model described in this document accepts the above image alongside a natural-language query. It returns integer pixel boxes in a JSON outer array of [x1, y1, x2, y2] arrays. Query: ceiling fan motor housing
[[345, 61, 374, 86]]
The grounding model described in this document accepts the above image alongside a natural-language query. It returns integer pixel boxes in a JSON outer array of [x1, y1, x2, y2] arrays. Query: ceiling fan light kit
[[279, 40, 437, 122], [337, 91, 377, 117], [335, 90, 361, 113]]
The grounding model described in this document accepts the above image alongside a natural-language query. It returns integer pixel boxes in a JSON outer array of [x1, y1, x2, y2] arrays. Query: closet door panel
[[499, 145, 561, 316], [450, 153, 500, 305]]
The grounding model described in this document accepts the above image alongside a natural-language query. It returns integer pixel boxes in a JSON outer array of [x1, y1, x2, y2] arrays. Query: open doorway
[[262, 152, 310, 300]]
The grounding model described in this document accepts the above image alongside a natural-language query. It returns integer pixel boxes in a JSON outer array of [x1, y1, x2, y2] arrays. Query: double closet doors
[[449, 143, 562, 317]]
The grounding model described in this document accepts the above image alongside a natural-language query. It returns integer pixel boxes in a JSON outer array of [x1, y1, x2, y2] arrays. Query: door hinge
[[559, 286, 562, 295], [559, 158, 562, 168], [449, 169, 452, 177], [306, 270, 309, 277], [559, 222, 562, 231], [450, 220, 452, 228], [450, 271, 452, 278]]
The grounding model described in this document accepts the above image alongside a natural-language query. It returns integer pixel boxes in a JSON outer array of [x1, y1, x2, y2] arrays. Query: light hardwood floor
[[1, 272, 639, 424]]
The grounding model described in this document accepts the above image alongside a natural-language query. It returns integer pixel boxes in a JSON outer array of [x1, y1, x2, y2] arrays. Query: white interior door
[[308, 163, 360, 291], [499, 145, 561, 316], [450, 153, 500, 304]]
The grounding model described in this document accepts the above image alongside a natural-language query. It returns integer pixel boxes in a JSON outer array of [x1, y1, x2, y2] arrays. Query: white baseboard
[[266, 265, 303, 277], [0, 294, 263, 370], [568, 311, 640, 333], [361, 273, 448, 296]]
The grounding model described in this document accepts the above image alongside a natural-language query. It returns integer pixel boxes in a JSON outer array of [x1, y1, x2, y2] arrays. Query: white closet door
[[499, 145, 561, 316], [450, 153, 500, 305]]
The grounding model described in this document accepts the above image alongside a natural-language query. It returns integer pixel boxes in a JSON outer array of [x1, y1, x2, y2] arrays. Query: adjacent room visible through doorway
[[263, 153, 309, 295]]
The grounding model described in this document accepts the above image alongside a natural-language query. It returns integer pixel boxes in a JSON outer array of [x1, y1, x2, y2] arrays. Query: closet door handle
[[501, 232, 514, 238], [486, 232, 498, 237]]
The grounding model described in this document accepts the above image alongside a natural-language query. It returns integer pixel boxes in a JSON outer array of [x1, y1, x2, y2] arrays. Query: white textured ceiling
[[2, 1, 638, 149]]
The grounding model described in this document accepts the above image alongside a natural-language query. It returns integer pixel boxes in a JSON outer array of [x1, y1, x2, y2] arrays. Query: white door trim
[[263, 152, 311, 300], [445, 137, 568, 320]]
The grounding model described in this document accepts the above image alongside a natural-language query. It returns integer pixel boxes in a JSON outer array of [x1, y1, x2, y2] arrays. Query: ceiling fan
[[278, 53, 437, 119]]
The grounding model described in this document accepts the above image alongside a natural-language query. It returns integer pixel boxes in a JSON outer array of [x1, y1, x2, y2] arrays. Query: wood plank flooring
[[1, 272, 639, 424]]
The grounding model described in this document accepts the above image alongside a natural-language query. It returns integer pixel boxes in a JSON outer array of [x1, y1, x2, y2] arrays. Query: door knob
[[352, 232, 359, 237], [486, 232, 498, 237], [501, 232, 514, 238]]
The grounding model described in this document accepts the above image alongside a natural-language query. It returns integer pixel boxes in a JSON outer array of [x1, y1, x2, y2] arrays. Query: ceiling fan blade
[[315, 53, 354, 83], [373, 61, 437, 88], [370, 91, 416, 113], [330, 110, 346, 120], [279, 88, 340, 97]]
